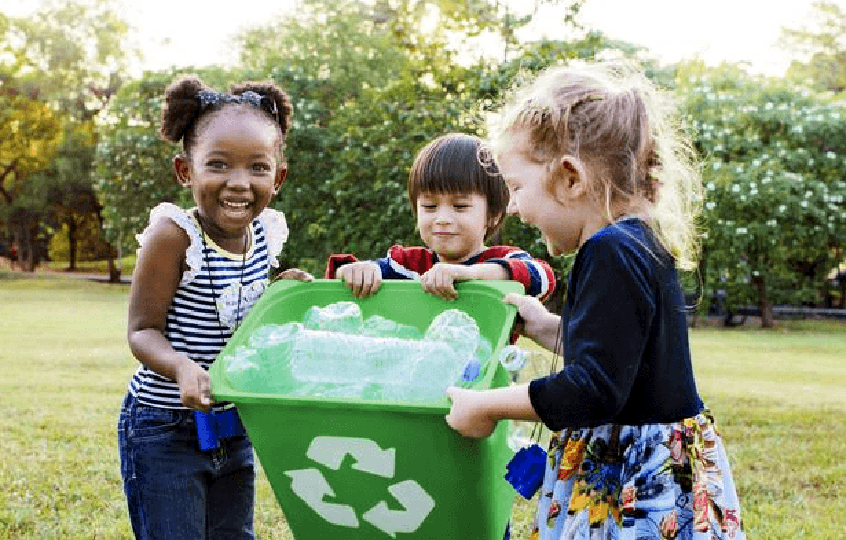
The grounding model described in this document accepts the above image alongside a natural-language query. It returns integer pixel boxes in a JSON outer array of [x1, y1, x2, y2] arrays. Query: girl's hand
[[420, 263, 469, 301], [275, 268, 315, 282], [174, 356, 212, 413], [445, 386, 497, 438], [336, 261, 382, 298], [503, 293, 561, 351]]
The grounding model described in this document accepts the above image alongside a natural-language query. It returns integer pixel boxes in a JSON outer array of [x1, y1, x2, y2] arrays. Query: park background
[[1, 0, 845, 538]]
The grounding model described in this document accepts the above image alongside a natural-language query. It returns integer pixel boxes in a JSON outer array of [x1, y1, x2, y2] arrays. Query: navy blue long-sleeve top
[[528, 218, 704, 429]]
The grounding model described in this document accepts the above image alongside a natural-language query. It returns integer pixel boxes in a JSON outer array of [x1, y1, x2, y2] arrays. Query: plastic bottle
[[498, 345, 551, 451], [302, 302, 363, 334]]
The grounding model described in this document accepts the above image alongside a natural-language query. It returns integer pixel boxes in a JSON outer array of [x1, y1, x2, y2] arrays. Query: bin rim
[[209, 279, 523, 414]]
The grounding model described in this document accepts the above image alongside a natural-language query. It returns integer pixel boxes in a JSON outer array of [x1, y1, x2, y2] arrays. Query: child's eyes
[[207, 160, 228, 170], [252, 162, 272, 173], [453, 204, 470, 210]]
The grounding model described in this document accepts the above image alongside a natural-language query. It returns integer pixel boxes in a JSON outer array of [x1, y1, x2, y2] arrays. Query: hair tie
[[196, 90, 279, 123]]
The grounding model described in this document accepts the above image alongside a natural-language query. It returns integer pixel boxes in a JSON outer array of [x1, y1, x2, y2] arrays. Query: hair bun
[[160, 77, 207, 143]]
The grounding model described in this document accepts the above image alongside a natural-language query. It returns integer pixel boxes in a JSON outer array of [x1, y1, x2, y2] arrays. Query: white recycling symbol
[[284, 436, 436, 537]]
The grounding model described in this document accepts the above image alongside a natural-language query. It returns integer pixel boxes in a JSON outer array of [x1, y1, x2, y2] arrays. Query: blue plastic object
[[504, 443, 546, 499], [194, 407, 246, 451], [461, 358, 481, 382]]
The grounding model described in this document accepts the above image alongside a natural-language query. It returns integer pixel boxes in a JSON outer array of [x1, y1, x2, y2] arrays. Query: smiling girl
[[118, 76, 312, 540]]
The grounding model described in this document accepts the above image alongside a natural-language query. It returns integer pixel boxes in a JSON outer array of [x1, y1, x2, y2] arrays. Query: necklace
[[198, 217, 249, 332]]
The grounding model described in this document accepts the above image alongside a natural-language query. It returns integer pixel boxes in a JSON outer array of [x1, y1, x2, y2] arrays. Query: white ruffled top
[[136, 202, 289, 286]]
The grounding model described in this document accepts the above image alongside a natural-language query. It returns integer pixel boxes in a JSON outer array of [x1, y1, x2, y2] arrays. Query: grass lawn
[[1, 271, 844, 539]]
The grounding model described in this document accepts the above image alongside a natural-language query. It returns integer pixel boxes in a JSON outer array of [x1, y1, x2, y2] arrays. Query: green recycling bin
[[209, 279, 523, 540]]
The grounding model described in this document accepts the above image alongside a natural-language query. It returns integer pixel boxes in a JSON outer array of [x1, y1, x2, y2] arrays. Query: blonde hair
[[490, 62, 702, 270]]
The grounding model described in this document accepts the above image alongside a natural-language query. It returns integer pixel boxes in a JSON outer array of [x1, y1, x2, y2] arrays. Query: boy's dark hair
[[159, 76, 293, 161], [407, 133, 509, 238]]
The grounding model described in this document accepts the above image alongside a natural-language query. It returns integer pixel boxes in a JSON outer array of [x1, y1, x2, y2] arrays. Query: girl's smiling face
[[496, 129, 600, 256], [416, 191, 490, 263], [174, 108, 285, 250]]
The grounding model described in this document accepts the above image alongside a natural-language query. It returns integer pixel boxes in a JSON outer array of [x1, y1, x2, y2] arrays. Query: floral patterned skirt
[[530, 410, 744, 540]]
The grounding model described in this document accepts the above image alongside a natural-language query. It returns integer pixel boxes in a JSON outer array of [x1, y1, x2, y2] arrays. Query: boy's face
[[416, 191, 489, 264]]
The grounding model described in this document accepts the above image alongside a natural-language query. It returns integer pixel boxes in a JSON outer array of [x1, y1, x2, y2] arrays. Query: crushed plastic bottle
[[302, 301, 363, 334], [223, 303, 495, 401], [361, 314, 423, 340]]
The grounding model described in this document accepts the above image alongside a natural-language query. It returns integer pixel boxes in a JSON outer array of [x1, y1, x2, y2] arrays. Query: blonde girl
[[446, 63, 745, 540]]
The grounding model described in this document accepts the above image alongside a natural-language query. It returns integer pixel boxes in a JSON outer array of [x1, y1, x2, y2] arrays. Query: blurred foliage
[[0, 0, 130, 271], [780, 1, 846, 94], [5, 0, 846, 320], [675, 61, 846, 323]]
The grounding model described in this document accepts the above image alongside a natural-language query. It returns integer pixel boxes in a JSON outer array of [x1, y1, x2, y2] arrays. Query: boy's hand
[[274, 268, 315, 282], [420, 263, 470, 301], [336, 261, 382, 298], [174, 355, 213, 413]]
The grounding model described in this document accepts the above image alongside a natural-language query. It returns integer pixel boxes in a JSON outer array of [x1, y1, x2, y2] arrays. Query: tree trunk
[[106, 241, 121, 283], [16, 222, 36, 272], [67, 218, 78, 271], [752, 275, 774, 328]]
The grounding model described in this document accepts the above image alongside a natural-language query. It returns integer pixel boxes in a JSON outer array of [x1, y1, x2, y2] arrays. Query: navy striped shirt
[[129, 206, 281, 409]]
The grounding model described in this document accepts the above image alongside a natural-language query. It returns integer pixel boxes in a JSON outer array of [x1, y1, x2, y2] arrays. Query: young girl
[[325, 133, 556, 303], [118, 76, 312, 540], [446, 64, 745, 539]]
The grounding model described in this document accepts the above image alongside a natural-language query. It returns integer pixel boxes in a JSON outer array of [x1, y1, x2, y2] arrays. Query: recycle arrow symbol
[[283, 468, 359, 528], [284, 436, 436, 536], [363, 479, 436, 538], [307, 436, 395, 477]]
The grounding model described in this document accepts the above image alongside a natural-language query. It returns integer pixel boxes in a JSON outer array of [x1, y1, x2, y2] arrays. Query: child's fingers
[[362, 271, 382, 297], [503, 292, 528, 307], [277, 268, 314, 282]]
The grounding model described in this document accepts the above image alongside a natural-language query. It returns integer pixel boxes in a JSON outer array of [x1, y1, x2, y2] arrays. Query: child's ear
[[173, 155, 191, 186], [551, 156, 588, 203], [273, 167, 288, 194]]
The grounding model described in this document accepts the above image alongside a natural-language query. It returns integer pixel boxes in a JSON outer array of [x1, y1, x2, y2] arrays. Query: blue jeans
[[118, 392, 255, 540]]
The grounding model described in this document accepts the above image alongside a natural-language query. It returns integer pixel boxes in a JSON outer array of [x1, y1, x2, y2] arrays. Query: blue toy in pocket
[[194, 407, 246, 451], [504, 443, 547, 499]]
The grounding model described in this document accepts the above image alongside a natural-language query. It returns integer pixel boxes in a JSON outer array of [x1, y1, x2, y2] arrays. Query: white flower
[[779, 205, 787, 213], [793, 125, 804, 133], [736, 227, 748, 235], [767, 219, 777, 227], [706, 201, 716, 210], [827, 151, 837, 160], [713, 162, 722, 170], [706, 182, 716, 190], [801, 200, 809, 207], [732, 184, 741, 192]]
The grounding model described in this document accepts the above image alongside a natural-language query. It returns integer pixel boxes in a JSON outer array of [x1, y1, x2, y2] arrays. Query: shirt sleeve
[[528, 235, 657, 429], [479, 247, 556, 301], [375, 245, 435, 280], [324, 254, 360, 279]]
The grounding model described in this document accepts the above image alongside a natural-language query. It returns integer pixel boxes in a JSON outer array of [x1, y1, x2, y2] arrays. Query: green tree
[[780, 1, 846, 93], [0, 2, 130, 273], [677, 62, 846, 326]]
